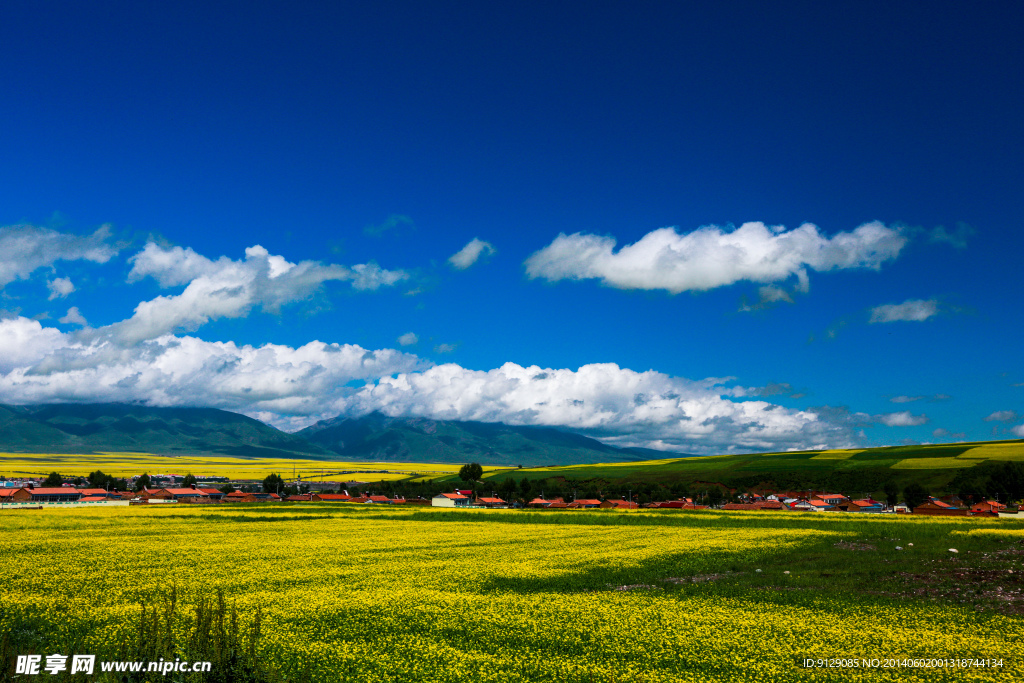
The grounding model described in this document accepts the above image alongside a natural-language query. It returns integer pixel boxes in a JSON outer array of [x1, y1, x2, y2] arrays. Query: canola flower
[[1, 506, 1021, 682]]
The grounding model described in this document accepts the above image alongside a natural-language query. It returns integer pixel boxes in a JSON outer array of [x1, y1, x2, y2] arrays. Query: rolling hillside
[[478, 440, 1024, 493]]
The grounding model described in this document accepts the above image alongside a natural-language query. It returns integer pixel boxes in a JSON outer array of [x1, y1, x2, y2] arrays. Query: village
[[0, 475, 1015, 517]]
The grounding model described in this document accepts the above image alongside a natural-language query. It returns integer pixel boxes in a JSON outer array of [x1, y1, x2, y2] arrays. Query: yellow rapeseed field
[[0, 453, 476, 482], [1, 506, 1022, 682]]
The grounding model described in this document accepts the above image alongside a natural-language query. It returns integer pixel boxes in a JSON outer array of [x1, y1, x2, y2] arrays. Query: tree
[[42, 472, 63, 487], [707, 487, 724, 506], [882, 481, 899, 508], [518, 477, 532, 498], [263, 473, 285, 494], [902, 482, 929, 511], [135, 473, 152, 492], [459, 463, 483, 483], [498, 477, 517, 498], [182, 474, 198, 487], [219, 483, 236, 494]]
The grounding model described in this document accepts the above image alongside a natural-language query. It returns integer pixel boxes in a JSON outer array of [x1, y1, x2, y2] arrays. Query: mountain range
[[0, 404, 682, 466]]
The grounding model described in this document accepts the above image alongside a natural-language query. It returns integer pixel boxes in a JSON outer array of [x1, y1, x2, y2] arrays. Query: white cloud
[[1013, 424, 1024, 438], [525, 221, 907, 294], [0, 316, 425, 420], [448, 238, 496, 270], [0, 224, 120, 287], [0, 317, 69, 373], [434, 343, 457, 354], [877, 411, 929, 427], [984, 410, 1018, 423], [107, 243, 409, 344], [869, 299, 938, 323], [397, 332, 418, 346], [333, 362, 852, 452], [47, 277, 76, 300], [0, 315, 863, 452], [890, 395, 923, 403], [58, 307, 88, 326]]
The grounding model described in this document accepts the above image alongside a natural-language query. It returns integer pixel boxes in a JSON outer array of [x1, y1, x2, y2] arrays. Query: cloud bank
[[525, 221, 907, 294], [0, 315, 857, 452]]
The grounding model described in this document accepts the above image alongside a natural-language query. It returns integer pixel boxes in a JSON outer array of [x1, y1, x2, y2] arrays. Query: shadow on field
[[477, 552, 725, 594]]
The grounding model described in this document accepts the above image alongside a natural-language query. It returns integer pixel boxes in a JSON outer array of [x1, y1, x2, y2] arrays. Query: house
[[971, 500, 1006, 513], [284, 494, 314, 502], [431, 493, 470, 508], [599, 499, 639, 509], [366, 495, 392, 504], [912, 501, 969, 516], [11, 487, 83, 503], [312, 493, 352, 502], [567, 499, 602, 509], [651, 500, 707, 510], [199, 488, 225, 501], [77, 488, 121, 498], [527, 497, 553, 508], [476, 496, 507, 508], [223, 491, 250, 502], [846, 499, 885, 513], [818, 493, 848, 507], [147, 488, 211, 503]]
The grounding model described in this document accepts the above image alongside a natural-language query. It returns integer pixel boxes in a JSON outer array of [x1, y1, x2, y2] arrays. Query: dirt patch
[[891, 569, 1024, 615], [834, 541, 876, 551], [608, 583, 662, 591], [662, 572, 739, 585]]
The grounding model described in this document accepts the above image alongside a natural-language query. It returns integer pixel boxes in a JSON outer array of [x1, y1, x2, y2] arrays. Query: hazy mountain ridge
[[0, 404, 686, 465], [295, 411, 675, 466]]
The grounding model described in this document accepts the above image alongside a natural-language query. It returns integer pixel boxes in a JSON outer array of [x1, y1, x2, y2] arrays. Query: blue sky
[[0, 1, 1021, 453]]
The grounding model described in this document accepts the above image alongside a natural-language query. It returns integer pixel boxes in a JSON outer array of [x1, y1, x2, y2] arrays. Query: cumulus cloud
[[0, 316, 425, 420], [877, 411, 929, 427], [932, 428, 966, 440], [448, 238, 496, 269], [525, 221, 907, 294], [397, 332, 418, 346], [47, 277, 76, 300], [0, 315, 867, 451], [984, 410, 1019, 423], [0, 224, 120, 288], [58, 307, 88, 326], [434, 343, 457, 353], [334, 362, 852, 452], [107, 243, 409, 345], [868, 299, 939, 323], [1013, 424, 1024, 438]]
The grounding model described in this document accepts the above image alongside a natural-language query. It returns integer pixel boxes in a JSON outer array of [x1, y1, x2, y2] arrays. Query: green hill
[[479, 440, 1024, 494]]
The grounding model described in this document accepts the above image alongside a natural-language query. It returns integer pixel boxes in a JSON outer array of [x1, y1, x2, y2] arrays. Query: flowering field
[[2, 506, 1022, 682], [0, 453, 481, 482]]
